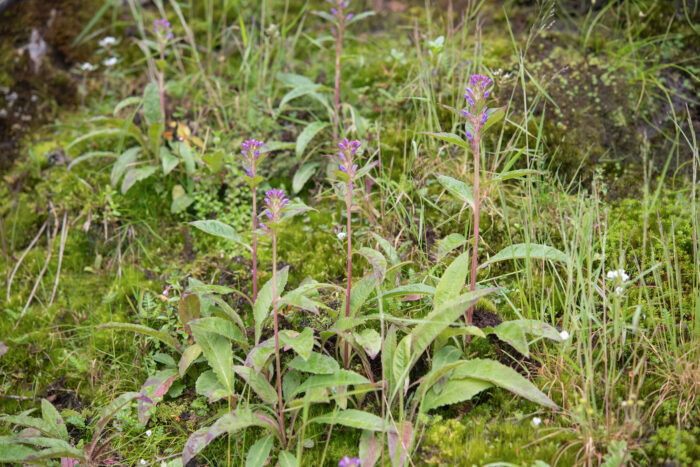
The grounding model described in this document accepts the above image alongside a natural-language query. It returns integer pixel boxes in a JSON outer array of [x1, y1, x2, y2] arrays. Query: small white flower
[[145, 429, 152, 437], [615, 286, 624, 296], [99, 36, 117, 47], [337, 232, 347, 240], [140, 460, 147, 465], [80, 62, 95, 71], [559, 330, 570, 341], [532, 416, 542, 427], [103, 57, 118, 67], [606, 269, 629, 282]]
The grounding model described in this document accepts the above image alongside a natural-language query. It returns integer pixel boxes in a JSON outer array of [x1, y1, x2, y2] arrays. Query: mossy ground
[[1, 0, 699, 465]]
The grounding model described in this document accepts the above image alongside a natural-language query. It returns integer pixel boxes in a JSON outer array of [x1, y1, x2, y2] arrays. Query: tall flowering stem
[[328, 1, 354, 139], [152, 19, 173, 121], [241, 140, 266, 302], [260, 189, 289, 446], [331, 138, 361, 368], [461, 74, 493, 325]]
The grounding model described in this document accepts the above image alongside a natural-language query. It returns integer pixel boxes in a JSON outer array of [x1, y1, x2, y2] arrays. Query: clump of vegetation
[[1, 0, 698, 466]]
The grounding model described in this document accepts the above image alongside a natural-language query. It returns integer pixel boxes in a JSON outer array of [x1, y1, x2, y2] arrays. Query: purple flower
[[334, 139, 361, 180], [153, 18, 172, 36], [331, 7, 337, 14], [241, 139, 264, 176], [465, 131, 473, 142], [347, 13, 354, 20], [338, 456, 361, 467], [462, 73, 494, 139], [259, 188, 289, 230]]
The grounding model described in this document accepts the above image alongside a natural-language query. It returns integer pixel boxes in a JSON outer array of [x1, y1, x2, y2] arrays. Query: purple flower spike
[[240, 139, 264, 177], [462, 73, 494, 138], [338, 456, 361, 467], [347, 13, 354, 20], [260, 188, 289, 229], [331, 7, 337, 14]]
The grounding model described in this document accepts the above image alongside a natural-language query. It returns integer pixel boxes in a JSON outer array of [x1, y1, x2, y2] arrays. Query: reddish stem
[[344, 183, 352, 368], [271, 233, 286, 445], [333, 20, 344, 139], [252, 189, 258, 302], [467, 134, 481, 325]]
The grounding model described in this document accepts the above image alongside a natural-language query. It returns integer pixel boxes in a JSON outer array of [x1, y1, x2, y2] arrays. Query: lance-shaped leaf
[[433, 249, 470, 310], [98, 322, 181, 353], [182, 409, 279, 465], [382, 283, 435, 300], [491, 321, 529, 357], [359, 430, 381, 467], [353, 329, 381, 359], [437, 175, 474, 209], [189, 220, 244, 244], [232, 366, 278, 404], [292, 162, 320, 193], [481, 243, 570, 268], [137, 369, 179, 423], [310, 409, 384, 432], [296, 122, 328, 159], [422, 132, 471, 151], [189, 320, 234, 396], [179, 344, 202, 377], [388, 421, 413, 467], [291, 370, 371, 398], [41, 399, 68, 440], [349, 273, 379, 317], [288, 351, 339, 375], [195, 370, 228, 403], [357, 247, 387, 281], [279, 327, 314, 361], [254, 267, 289, 344], [178, 293, 200, 336], [245, 435, 274, 467], [437, 233, 467, 261]]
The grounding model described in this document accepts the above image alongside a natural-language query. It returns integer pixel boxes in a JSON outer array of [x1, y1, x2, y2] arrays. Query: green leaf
[[203, 149, 224, 173], [353, 329, 381, 359], [357, 247, 387, 281], [182, 410, 278, 465], [121, 165, 158, 194], [492, 321, 529, 357], [482, 105, 507, 133], [288, 351, 339, 374], [143, 82, 163, 125], [440, 359, 557, 409], [92, 392, 146, 442], [393, 336, 411, 390], [245, 435, 274, 467], [176, 142, 196, 173], [382, 326, 397, 391], [349, 273, 379, 316], [482, 243, 570, 267], [148, 121, 163, 156], [189, 219, 244, 244], [0, 414, 57, 438], [278, 451, 298, 467], [370, 233, 400, 266], [190, 321, 234, 396], [310, 409, 384, 431], [347, 10, 376, 25], [279, 84, 322, 109], [99, 322, 181, 353], [171, 185, 194, 214], [178, 293, 200, 336], [507, 319, 563, 342], [296, 122, 329, 159], [437, 233, 467, 261], [254, 267, 289, 344], [292, 370, 371, 397], [66, 128, 143, 156], [160, 146, 179, 174], [195, 370, 228, 402], [422, 377, 493, 412], [232, 366, 278, 404], [433, 250, 470, 310], [41, 399, 68, 440], [437, 175, 474, 209], [190, 317, 246, 348], [0, 443, 37, 463], [113, 96, 142, 115], [382, 283, 435, 300], [292, 162, 320, 193], [279, 327, 314, 360], [137, 369, 178, 424], [422, 132, 471, 151], [110, 147, 140, 186], [67, 151, 116, 171], [484, 169, 541, 185], [179, 344, 202, 377]]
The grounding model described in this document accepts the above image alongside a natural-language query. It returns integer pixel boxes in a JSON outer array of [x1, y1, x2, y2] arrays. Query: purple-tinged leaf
[[138, 369, 179, 424]]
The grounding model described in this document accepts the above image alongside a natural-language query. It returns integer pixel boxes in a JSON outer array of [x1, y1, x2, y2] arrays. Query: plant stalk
[[272, 233, 286, 446], [344, 183, 352, 369], [252, 189, 258, 302], [467, 134, 481, 325]]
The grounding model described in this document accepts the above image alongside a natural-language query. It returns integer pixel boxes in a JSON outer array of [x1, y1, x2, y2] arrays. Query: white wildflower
[[140, 460, 147, 465], [80, 62, 95, 72], [606, 269, 629, 282], [532, 416, 542, 427], [337, 232, 347, 241], [145, 429, 152, 437], [615, 286, 624, 296], [103, 57, 118, 67], [559, 330, 570, 341], [99, 36, 117, 47]]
